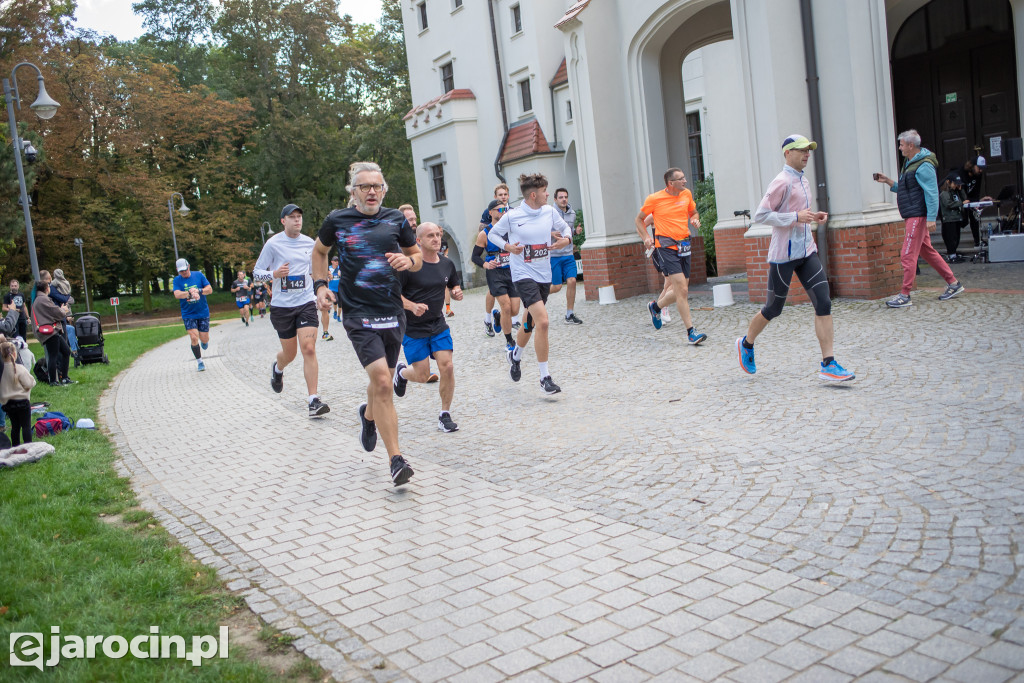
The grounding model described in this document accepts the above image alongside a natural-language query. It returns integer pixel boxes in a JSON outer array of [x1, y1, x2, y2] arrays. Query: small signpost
[[110, 297, 120, 332]]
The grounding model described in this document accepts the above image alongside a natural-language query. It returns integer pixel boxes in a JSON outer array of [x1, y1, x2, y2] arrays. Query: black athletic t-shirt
[[396, 257, 461, 338], [3, 292, 26, 319], [231, 279, 251, 300], [317, 207, 417, 318]]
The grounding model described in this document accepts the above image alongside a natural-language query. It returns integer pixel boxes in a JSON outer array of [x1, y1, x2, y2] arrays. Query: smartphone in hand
[[873, 172, 881, 181]]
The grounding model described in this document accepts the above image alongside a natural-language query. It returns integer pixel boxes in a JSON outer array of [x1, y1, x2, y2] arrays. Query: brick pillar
[[745, 221, 906, 304], [826, 221, 905, 299], [713, 225, 747, 275], [580, 236, 707, 301]]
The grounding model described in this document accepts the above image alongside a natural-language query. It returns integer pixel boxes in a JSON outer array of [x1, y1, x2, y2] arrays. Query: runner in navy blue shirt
[[172, 258, 212, 372]]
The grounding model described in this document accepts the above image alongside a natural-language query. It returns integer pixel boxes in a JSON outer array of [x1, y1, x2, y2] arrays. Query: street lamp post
[[260, 221, 274, 243], [3, 61, 60, 284], [73, 237, 91, 312], [167, 192, 190, 261]]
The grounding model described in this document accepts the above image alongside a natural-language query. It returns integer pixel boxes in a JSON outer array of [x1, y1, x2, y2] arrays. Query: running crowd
[[169, 129, 966, 487]]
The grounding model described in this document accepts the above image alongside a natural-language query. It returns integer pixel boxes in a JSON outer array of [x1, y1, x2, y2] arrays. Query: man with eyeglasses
[[635, 168, 707, 345], [472, 199, 521, 351], [313, 162, 422, 487]]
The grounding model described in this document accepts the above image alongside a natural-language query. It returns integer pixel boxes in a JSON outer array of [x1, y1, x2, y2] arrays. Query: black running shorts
[[655, 246, 691, 278], [486, 267, 519, 298], [269, 301, 319, 339], [343, 315, 405, 368], [515, 279, 550, 309]]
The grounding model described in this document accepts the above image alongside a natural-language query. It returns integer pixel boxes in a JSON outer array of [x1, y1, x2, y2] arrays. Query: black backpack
[[33, 357, 47, 383]]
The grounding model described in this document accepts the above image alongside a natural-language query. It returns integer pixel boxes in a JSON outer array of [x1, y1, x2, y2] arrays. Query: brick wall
[[580, 236, 707, 301], [826, 221, 904, 299], [714, 225, 747, 275], [744, 221, 906, 304]]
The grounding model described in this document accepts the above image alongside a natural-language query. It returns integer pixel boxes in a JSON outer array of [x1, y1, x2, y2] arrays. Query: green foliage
[[572, 209, 586, 252], [0, 0, 414, 306], [694, 173, 718, 276]]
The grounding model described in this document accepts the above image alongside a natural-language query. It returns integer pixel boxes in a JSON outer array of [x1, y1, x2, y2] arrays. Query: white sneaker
[[662, 310, 671, 323]]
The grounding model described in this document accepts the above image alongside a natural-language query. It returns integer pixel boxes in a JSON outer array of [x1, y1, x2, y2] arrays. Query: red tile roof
[[404, 89, 476, 121], [555, 0, 592, 28], [500, 119, 552, 163], [550, 58, 568, 88]]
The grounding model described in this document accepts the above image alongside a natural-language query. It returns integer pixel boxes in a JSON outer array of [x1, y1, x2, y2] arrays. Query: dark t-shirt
[[232, 279, 251, 300], [3, 292, 26, 319], [317, 207, 417, 318], [397, 257, 461, 338]]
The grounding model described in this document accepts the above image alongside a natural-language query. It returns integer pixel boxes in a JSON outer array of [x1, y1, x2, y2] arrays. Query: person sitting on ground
[[32, 280, 75, 386], [0, 340, 35, 446]]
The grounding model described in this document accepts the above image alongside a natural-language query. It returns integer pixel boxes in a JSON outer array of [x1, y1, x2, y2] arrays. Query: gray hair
[[897, 129, 921, 147], [346, 161, 389, 194]]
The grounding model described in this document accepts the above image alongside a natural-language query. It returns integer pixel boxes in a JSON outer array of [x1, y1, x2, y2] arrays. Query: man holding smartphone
[[736, 134, 854, 382], [874, 129, 964, 308]]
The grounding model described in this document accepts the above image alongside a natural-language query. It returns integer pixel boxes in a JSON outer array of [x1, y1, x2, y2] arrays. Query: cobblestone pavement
[[102, 280, 1024, 681]]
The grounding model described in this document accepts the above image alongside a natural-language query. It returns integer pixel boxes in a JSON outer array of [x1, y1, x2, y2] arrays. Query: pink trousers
[[901, 217, 955, 296]]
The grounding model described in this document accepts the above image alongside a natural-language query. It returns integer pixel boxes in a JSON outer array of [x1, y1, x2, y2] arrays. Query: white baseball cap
[[175, 258, 189, 272], [976, 156, 986, 168], [76, 418, 96, 429]]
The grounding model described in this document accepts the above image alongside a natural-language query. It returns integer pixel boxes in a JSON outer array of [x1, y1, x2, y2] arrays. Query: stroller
[[73, 311, 109, 366]]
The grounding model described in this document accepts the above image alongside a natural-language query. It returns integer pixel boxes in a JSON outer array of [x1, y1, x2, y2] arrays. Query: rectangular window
[[452, 0, 462, 8], [519, 78, 532, 113], [430, 163, 447, 203], [440, 62, 454, 93], [511, 4, 522, 34], [566, 100, 573, 121], [417, 1, 428, 30], [687, 112, 705, 182]]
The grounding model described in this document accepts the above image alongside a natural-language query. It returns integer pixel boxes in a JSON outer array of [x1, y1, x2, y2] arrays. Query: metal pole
[[76, 240, 90, 312], [168, 197, 179, 260], [4, 77, 41, 283]]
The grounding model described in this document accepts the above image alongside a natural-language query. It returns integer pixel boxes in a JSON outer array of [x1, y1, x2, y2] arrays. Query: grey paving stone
[[714, 634, 777, 664], [822, 646, 888, 677], [725, 658, 794, 683], [627, 645, 687, 675], [678, 651, 740, 681], [883, 650, 950, 680], [539, 654, 602, 682]]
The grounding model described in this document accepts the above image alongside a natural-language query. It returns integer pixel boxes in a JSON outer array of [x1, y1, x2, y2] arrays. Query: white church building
[[401, 0, 1021, 300]]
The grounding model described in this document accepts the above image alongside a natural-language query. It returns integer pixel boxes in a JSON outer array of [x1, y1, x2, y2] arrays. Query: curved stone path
[[102, 287, 1024, 681]]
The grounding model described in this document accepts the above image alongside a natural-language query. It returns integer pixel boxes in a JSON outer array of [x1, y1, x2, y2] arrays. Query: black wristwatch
[[313, 279, 328, 294]]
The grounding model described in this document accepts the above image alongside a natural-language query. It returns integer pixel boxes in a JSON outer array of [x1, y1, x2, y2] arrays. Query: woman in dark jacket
[[31, 281, 73, 386]]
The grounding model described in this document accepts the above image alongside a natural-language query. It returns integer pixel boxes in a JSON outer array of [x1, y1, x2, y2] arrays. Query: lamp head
[[177, 200, 190, 215], [22, 141, 38, 163], [74, 238, 83, 247], [29, 81, 59, 120]]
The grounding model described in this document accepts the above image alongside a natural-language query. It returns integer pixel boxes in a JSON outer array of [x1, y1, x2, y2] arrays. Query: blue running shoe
[[197, 359, 206, 372], [506, 342, 515, 353], [736, 337, 755, 374], [648, 301, 662, 330], [819, 359, 855, 382], [492, 309, 502, 334], [687, 328, 707, 345], [201, 341, 209, 350]]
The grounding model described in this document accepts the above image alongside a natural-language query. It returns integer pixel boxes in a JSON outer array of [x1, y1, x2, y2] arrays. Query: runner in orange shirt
[[634, 168, 707, 344]]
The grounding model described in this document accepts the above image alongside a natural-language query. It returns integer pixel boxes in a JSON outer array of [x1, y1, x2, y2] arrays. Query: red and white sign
[[110, 297, 119, 306]]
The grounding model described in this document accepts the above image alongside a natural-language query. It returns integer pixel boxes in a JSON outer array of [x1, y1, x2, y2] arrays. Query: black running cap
[[487, 199, 506, 212], [280, 203, 302, 218]]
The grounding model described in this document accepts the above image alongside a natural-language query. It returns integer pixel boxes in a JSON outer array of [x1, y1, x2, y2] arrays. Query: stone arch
[[563, 140, 581, 210], [626, 0, 733, 195], [437, 221, 465, 280]]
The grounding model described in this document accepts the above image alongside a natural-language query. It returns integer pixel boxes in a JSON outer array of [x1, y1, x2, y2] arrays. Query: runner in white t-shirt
[[488, 173, 572, 394], [253, 204, 330, 417]]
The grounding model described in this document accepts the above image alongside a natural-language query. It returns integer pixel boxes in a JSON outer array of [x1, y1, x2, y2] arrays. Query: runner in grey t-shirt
[[549, 188, 582, 325]]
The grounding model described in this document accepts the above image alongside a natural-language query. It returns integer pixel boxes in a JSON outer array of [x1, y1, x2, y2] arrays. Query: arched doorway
[[891, 0, 1020, 194], [438, 223, 464, 283]]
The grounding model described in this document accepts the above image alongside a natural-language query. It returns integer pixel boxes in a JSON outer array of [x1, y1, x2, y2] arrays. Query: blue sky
[[72, 0, 385, 41]]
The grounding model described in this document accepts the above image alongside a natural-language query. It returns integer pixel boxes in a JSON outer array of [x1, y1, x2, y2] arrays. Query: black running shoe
[[270, 363, 283, 393], [540, 376, 561, 394], [358, 402, 377, 452], [308, 397, 330, 417], [484, 321, 495, 337], [512, 321, 521, 331], [564, 313, 583, 325], [438, 411, 459, 432], [393, 363, 408, 397], [506, 348, 521, 382], [492, 309, 502, 333], [390, 455, 414, 486]]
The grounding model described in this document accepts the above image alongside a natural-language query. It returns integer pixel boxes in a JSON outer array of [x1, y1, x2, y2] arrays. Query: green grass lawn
[[0, 326, 317, 681]]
